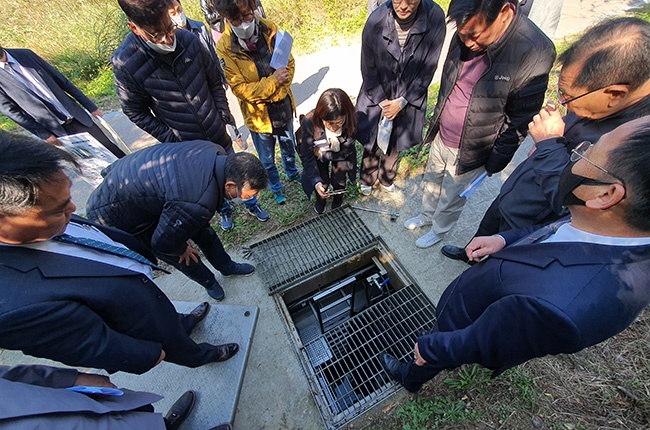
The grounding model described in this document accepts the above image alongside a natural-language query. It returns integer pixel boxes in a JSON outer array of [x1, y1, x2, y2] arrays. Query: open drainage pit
[[248, 206, 437, 429]]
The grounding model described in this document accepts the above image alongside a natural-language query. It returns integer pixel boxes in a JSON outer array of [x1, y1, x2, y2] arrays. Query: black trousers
[[360, 143, 400, 187]]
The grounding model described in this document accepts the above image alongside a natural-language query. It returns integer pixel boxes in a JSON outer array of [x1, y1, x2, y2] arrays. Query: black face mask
[[557, 160, 614, 207]]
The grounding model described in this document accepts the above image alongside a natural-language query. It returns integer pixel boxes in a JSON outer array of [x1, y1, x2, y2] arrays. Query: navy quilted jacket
[[112, 30, 231, 149], [86, 141, 227, 256]]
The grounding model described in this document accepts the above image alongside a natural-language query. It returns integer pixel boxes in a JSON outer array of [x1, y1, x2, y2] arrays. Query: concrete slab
[[111, 301, 258, 429]]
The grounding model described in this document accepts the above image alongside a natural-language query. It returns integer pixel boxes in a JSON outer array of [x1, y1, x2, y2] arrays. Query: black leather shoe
[[214, 343, 239, 362], [380, 352, 404, 383], [220, 261, 255, 277], [164, 390, 195, 430], [441, 245, 470, 263], [183, 302, 211, 334], [380, 353, 422, 393], [205, 281, 225, 301]]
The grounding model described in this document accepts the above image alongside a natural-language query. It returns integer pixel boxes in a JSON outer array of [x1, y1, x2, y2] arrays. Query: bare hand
[[178, 243, 200, 266], [91, 109, 103, 118], [156, 349, 166, 366], [74, 373, 116, 388], [273, 67, 290, 85], [465, 235, 506, 263], [380, 99, 403, 121], [528, 106, 565, 143], [315, 182, 330, 199], [46, 135, 63, 146], [414, 342, 427, 366]]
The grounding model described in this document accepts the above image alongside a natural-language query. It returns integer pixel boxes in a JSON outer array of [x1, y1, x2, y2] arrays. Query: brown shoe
[[214, 343, 239, 362], [164, 390, 195, 430]]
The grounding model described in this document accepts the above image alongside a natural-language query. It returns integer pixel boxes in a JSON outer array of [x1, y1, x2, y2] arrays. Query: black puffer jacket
[[112, 30, 231, 149], [423, 7, 555, 175], [86, 141, 227, 256]]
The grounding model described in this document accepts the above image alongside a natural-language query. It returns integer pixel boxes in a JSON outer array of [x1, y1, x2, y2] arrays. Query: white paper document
[[58, 132, 117, 187], [270, 30, 293, 69]]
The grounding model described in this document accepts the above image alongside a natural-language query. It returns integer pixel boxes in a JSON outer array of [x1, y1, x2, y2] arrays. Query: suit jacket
[[0, 49, 97, 140], [417, 225, 650, 376], [0, 216, 214, 374], [0, 365, 164, 428]]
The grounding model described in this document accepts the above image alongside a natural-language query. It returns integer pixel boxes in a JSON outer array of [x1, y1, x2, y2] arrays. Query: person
[[0, 364, 197, 429], [356, 0, 446, 196], [0, 45, 126, 158], [87, 140, 267, 302], [441, 17, 650, 263], [0, 132, 239, 374], [201, 0, 265, 43], [214, 0, 302, 211], [403, 0, 555, 248], [113, 0, 270, 225], [381, 116, 650, 393], [298, 89, 358, 214], [168, 0, 227, 85]]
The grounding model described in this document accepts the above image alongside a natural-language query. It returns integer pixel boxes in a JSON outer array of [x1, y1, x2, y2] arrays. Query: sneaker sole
[[222, 270, 256, 278], [416, 239, 441, 249]]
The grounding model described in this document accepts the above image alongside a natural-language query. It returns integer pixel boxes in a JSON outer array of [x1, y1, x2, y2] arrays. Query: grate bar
[[300, 284, 437, 426], [248, 206, 375, 294]]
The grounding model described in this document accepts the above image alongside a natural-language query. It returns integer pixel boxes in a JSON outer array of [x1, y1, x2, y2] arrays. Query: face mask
[[232, 18, 256, 39], [228, 187, 255, 205], [557, 160, 614, 207], [145, 36, 177, 54], [170, 11, 187, 28], [324, 128, 341, 152]]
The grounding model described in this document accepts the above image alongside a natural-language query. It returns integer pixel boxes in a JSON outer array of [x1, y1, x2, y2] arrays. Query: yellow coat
[[216, 18, 296, 134]]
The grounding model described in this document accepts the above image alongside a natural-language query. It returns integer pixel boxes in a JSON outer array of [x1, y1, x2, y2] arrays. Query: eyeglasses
[[227, 11, 255, 27], [324, 118, 345, 128], [140, 22, 180, 43], [557, 83, 628, 106], [570, 141, 624, 186]]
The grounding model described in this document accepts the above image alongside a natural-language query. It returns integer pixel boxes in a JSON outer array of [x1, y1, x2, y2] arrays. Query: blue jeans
[[250, 123, 299, 193], [222, 145, 258, 214]]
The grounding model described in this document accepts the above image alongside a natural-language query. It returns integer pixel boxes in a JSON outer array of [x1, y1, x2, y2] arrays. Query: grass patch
[[396, 396, 480, 429]]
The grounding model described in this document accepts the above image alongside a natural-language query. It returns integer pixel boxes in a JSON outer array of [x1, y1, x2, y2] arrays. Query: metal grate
[[247, 205, 375, 295], [300, 284, 437, 428]]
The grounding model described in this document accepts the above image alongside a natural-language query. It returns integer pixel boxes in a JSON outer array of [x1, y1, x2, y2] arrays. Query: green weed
[[396, 396, 480, 429], [444, 364, 492, 392]]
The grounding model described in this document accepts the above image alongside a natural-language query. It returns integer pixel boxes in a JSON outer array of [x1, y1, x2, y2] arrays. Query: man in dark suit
[[0, 364, 200, 429], [0, 45, 126, 158], [0, 131, 239, 375], [382, 116, 650, 392]]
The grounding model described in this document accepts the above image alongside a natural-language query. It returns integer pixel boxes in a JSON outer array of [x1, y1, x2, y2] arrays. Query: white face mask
[[145, 36, 177, 54], [232, 18, 256, 39], [170, 11, 187, 28], [228, 187, 255, 205]]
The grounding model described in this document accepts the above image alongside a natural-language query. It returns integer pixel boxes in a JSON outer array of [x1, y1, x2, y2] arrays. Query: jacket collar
[[227, 17, 275, 55], [382, 2, 430, 62]]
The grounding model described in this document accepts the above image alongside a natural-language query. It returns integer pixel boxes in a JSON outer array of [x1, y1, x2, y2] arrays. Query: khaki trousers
[[421, 134, 485, 236]]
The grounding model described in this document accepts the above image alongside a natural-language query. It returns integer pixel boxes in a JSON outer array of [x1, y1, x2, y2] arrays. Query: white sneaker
[[415, 232, 442, 248], [404, 216, 432, 230], [381, 183, 396, 193], [360, 184, 372, 196]]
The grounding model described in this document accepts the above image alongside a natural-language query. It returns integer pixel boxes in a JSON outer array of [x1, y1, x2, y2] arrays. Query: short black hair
[[118, 0, 173, 28], [213, 0, 256, 21], [606, 121, 650, 232], [447, 0, 512, 26], [0, 131, 78, 215], [313, 88, 357, 138], [558, 18, 650, 91], [224, 152, 267, 192]]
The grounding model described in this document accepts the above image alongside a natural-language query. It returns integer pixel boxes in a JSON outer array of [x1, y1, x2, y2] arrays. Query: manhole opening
[[248, 207, 436, 429]]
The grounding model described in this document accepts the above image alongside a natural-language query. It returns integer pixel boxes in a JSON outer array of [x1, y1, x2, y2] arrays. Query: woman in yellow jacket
[[214, 0, 301, 205]]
